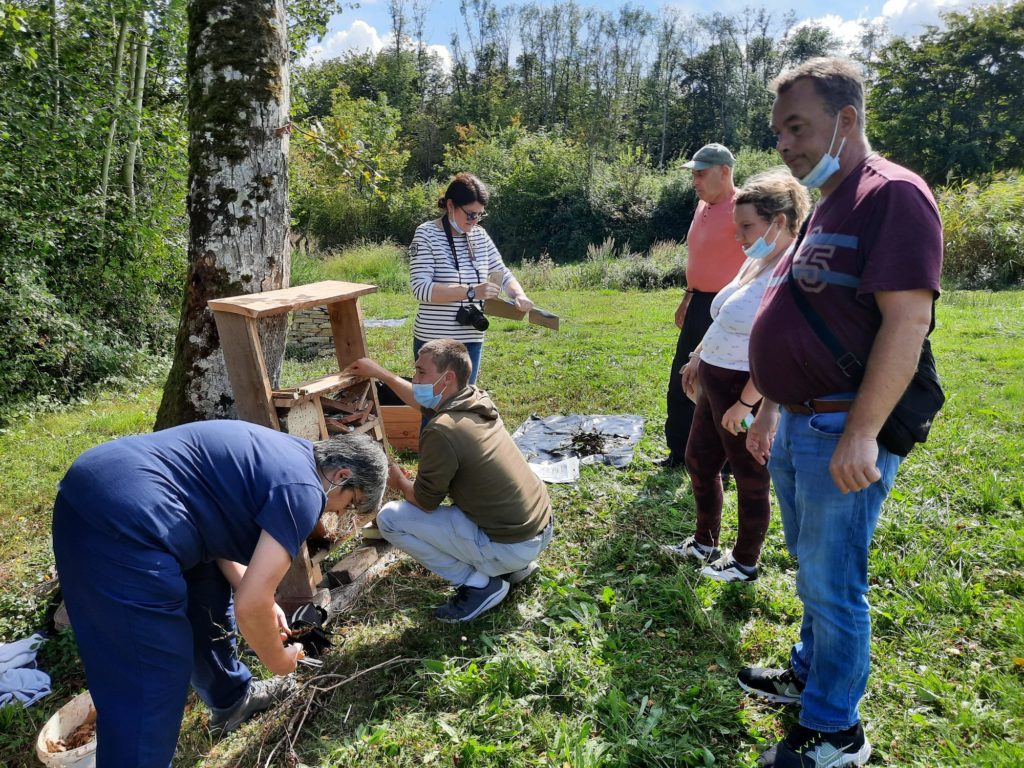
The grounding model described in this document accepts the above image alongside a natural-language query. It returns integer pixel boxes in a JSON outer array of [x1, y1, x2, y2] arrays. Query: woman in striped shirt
[[409, 173, 533, 384]]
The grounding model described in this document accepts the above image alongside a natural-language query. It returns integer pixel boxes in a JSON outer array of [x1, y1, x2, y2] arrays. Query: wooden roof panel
[[208, 280, 377, 318]]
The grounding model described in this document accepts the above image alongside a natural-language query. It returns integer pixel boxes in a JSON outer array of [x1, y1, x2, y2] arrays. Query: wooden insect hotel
[[209, 280, 391, 611]]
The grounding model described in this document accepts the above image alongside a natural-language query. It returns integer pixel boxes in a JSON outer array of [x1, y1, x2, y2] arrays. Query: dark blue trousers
[[52, 495, 251, 768]]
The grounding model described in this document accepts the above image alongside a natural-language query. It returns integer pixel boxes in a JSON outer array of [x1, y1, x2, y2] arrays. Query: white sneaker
[[660, 535, 722, 563], [702, 553, 758, 583]]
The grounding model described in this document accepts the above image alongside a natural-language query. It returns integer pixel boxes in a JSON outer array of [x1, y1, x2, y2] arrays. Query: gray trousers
[[376, 499, 553, 586]]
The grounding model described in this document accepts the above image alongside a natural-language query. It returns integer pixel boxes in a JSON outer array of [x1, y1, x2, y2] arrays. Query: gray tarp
[[511, 414, 645, 482]]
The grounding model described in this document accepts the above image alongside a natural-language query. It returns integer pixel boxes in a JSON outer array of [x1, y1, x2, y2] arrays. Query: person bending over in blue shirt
[[52, 421, 387, 767]]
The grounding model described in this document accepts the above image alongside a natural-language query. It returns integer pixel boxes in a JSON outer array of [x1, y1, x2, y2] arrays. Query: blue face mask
[[743, 221, 780, 260], [448, 214, 465, 235], [412, 374, 447, 410], [800, 116, 846, 189]]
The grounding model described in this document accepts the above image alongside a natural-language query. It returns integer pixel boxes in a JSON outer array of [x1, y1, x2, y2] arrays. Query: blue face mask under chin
[[743, 221, 781, 260], [800, 116, 846, 189], [412, 375, 447, 410]]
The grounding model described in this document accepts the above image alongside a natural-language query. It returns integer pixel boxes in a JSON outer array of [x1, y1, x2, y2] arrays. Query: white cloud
[[794, 13, 870, 52], [300, 18, 454, 74], [879, 0, 988, 36], [301, 19, 386, 65], [426, 43, 454, 74], [798, 0, 998, 57]]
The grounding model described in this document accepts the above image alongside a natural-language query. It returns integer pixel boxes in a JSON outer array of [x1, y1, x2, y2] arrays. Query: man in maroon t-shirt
[[739, 58, 942, 767]]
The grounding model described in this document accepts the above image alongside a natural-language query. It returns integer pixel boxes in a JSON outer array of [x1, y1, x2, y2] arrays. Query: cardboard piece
[[483, 298, 560, 330]]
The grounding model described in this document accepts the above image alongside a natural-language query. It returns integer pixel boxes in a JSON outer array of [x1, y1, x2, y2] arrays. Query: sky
[[300, 0, 1001, 69]]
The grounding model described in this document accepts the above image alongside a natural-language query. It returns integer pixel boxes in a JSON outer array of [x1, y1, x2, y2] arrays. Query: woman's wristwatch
[[466, 285, 476, 300]]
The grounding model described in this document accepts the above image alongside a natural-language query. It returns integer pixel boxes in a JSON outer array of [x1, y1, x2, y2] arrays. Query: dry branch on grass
[[253, 656, 418, 767]]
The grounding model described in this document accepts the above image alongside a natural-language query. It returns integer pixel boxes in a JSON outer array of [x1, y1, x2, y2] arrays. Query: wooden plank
[[325, 546, 380, 587], [211, 311, 278, 428], [528, 307, 561, 331], [327, 298, 370, 370], [483, 297, 527, 321], [272, 373, 363, 405], [276, 542, 324, 611], [381, 405, 420, 451], [483, 298, 560, 330], [208, 281, 377, 319]]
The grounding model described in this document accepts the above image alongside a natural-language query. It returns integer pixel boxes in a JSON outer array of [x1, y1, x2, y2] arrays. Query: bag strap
[[786, 215, 937, 383], [786, 215, 865, 381]]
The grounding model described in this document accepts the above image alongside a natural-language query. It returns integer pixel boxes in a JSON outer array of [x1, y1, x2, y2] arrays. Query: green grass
[[1, 289, 1022, 767]]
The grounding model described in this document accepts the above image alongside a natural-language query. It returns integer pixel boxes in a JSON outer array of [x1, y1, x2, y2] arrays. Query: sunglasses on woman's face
[[460, 206, 487, 222]]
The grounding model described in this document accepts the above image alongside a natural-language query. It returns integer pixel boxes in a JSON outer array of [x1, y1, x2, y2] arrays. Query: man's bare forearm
[[844, 289, 933, 439]]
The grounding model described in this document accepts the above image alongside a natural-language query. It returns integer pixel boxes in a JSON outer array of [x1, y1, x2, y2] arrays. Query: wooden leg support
[[276, 542, 331, 613]]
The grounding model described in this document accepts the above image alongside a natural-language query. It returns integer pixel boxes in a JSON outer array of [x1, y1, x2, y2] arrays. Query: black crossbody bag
[[786, 218, 945, 456]]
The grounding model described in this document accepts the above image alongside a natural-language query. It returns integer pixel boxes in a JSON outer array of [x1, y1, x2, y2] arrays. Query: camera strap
[[441, 215, 481, 300]]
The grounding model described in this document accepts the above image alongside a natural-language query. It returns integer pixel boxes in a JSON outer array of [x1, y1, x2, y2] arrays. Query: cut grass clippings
[[0, 289, 1022, 767]]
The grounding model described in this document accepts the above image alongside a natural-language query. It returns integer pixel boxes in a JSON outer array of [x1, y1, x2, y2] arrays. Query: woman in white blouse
[[408, 173, 533, 384], [666, 169, 810, 582]]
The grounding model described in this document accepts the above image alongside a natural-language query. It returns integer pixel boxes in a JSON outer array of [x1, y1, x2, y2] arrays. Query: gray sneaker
[[501, 561, 539, 586], [660, 535, 722, 563], [434, 576, 510, 623], [702, 553, 758, 583], [737, 665, 805, 705], [757, 722, 871, 767], [208, 677, 296, 737]]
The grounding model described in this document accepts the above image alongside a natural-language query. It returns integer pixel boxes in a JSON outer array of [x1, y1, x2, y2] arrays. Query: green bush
[[444, 125, 603, 263], [732, 147, 783, 186], [0, 209, 174, 420], [588, 147, 663, 252], [938, 172, 1024, 288], [298, 182, 438, 251]]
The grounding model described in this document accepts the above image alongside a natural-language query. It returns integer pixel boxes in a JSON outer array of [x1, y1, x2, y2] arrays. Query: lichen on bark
[[156, 0, 291, 429]]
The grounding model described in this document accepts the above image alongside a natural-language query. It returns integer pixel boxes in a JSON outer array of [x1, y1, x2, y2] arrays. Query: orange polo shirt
[[685, 194, 746, 292]]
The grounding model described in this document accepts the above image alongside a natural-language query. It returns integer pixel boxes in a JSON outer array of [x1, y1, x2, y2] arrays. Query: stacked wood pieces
[[321, 381, 379, 436]]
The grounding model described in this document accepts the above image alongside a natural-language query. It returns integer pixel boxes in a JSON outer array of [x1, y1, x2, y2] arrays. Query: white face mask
[[743, 221, 781, 260], [800, 115, 846, 189]]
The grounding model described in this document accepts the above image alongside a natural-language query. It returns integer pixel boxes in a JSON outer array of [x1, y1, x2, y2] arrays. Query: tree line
[[0, 0, 1021, 417]]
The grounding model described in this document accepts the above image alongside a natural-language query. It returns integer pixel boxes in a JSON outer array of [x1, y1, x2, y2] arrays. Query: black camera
[[456, 303, 489, 331]]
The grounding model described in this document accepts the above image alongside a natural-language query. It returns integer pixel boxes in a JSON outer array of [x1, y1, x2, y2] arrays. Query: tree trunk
[[155, 0, 291, 428], [120, 30, 149, 213], [50, 0, 60, 118], [99, 11, 129, 202]]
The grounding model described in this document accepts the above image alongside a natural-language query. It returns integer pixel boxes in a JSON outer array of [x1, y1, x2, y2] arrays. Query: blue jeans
[[768, 405, 901, 732]]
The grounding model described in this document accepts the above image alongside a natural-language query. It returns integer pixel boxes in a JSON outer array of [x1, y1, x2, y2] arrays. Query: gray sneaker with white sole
[[208, 676, 296, 737]]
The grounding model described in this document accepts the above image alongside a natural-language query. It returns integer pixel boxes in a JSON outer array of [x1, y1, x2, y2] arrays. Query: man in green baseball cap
[[682, 142, 736, 170], [660, 141, 745, 473]]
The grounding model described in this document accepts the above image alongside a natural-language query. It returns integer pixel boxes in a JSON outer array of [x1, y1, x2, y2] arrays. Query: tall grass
[[517, 238, 687, 292], [939, 171, 1024, 289], [293, 239, 689, 294], [292, 241, 410, 293]]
